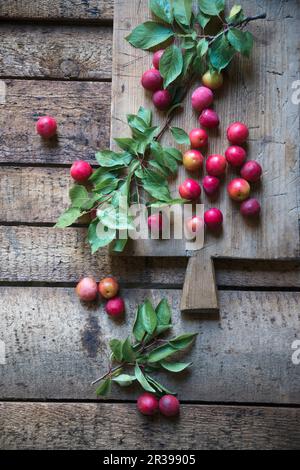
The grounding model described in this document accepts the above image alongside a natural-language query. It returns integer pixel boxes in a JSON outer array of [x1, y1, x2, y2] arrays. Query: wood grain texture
[[0, 225, 300, 286], [111, 0, 300, 261], [1, 402, 299, 450], [0, 1, 113, 21], [0, 81, 110, 164], [0, 24, 112, 79], [0, 287, 299, 402]]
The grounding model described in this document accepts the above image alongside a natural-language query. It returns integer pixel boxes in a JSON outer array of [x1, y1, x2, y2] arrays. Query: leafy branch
[[93, 298, 197, 397], [55, 107, 187, 253]]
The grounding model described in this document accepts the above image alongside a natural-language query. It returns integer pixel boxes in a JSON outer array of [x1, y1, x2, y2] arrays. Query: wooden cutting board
[[111, 0, 300, 313]]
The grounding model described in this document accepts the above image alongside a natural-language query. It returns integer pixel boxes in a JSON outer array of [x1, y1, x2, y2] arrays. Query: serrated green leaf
[[149, 160, 171, 177], [164, 147, 183, 162], [121, 337, 136, 362], [127, 114, 148, 135], [198, 0, 225, 16], [170, 126, 190, 144], [159, 44, 183, 88], [142, 169, 171, 202], [140, 299, 157, 335], [137, 107, 152, 126], [208, 34, 235, 71], [69, 185, 89, 208], [160, 361, 192, 372], [96, 378, 111, 397], [173, 0, 192, 27], [133, 304, 146, 342], [147, 376, 177, 395], [88, 219, 116, 254], [156, 299, 172, 326], [169, 333, 197, 350], [126, 21, 174, 50], [197, 12, 211, 28], [197, 38, 208, 57], [112, 374, 136, 387], [150, 0, 173, 24], [227, 29, 253, 57], [114, 138, 138, 154], [134, 363, 156, 392], [55, 207, 81, 228], [228, 4, 242, 20], [109, 339, 123, 362], [96, 150, 132, 168], [147, 343, 177, 363]]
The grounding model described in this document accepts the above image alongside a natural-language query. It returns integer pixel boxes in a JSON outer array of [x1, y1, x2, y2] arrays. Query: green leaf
[[228, 4, 242, 20], [159, 44, 183, 88], [140, 299, 157, 335], [164, 147, 182, 162], [208, 34, 235, 71], [156, 299, 172, 326], [169, 333, 197, 350], [114, 138, 138, 154], [170, 126, 190, 145], [55, 207, 81, 228], [142, 169, 171, 202], [227, 29, 254, 57], [197, 38, 208, 57], [93, 174, 119, 194], [127, 114, 148, 136], [69, 185, 89, 208], [149, 160, 171, 177], [134, 363, 156, 393], [147, 376, 177, 395], [160, 361, 192, 372], [182, 48, 196, 76], [150, 0, 173, 24], [98, 204, 134, 231], [173, 0, 192, 27], [181, 35, 196, 50], [147, 343, 177, 363], [88, 219, 116, 254], [126, 21, 174, 50], [112, 374, 136, 387], [96, 378, 111, 397], [121, 337, 136, 362], [198, 0, 225, 16], [133, 305, 146, 342], [197, 12, 211, 29], [96, 150, 132, 168], [137, 107, 152, 126], [109, 339, 123, 362], [112, 237, 128, 253]]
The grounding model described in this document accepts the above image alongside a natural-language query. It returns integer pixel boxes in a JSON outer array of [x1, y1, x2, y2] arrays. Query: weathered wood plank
[[0, 1, 114, 21], [0, 287, 299, 402], [111, 1, 300, 262], [0, 24, 112, 79], [1, 402, 299, 450], [0, 81, 111, 164], [0, 225, 299, 286]]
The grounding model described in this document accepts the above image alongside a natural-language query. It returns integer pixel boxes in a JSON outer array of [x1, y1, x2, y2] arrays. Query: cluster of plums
[[178, 117, 262, 232], [137, 392, 180, 417], [141, 50, 173, 110], [76, 276, 125, 317]]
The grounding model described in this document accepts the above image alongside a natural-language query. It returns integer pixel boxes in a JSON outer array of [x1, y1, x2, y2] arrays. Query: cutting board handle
[[180, 252, 219, 314]]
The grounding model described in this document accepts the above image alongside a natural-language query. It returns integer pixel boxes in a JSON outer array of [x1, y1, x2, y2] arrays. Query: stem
[[91, 363, 124, 386]]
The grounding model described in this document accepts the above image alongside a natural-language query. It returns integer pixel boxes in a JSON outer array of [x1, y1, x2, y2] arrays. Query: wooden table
[[0, 0, 299, 450]]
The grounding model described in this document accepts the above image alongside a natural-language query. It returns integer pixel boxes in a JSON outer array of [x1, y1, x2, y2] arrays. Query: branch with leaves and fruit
[[92, 298, 197, 403], [55, 0, 266, 253]]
